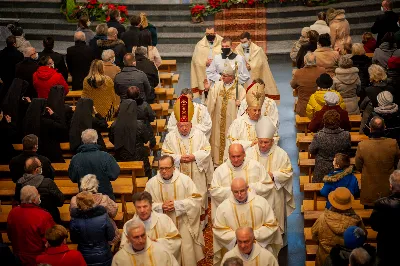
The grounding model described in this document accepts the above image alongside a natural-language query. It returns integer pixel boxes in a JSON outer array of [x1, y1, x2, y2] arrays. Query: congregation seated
[[320, 153, 360, 209], [15, 46, 39, 98], [372, 32, 399, 69], [70, 174, 121, 245], [101, 49, 121, 81], [296, 30, 319, 69], [106, 9, 125, 39], [121, 14, 141, 53], [309, 110, 351, 182], [362, 32, 376, 53], [349, 43, 372, 99], [36, 225, 86, 266], [97, 27, 127, 68], [90, 23, 108, 59], [135, 46, 159, 89], [7, 185, 55, 265], [39, 36, 69, 81], [76, 15, 95, 45], [70, 191, 115, 266], [311, 187, 365, 266], [312, 33, 340, 77], [290, 27, 310, 64]]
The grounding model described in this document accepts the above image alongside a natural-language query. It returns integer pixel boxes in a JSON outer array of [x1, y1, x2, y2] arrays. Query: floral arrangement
[[64, 0, 128, 23]]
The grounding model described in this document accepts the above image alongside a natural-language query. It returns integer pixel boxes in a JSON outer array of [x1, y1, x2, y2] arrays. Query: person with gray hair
[[96, 26, 126, 68], [15, 46, 39, 98], [101, 49, 121, 81], [135, 46, 159, 92], [223, 257, 243, 266], [370, 169, 400, 264], [349, 247, 374, 266], [89, 23, 108, 58], [7, 185, 56, 265], [290, 26, 311, 63]]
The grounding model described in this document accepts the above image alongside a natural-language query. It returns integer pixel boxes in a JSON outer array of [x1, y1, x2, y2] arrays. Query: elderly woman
[[332, 56, 361, 114], [8, 24, 31, 53], [309, 110, 351, 182], [101, 49, 121, 81], [70, 174, 121, 245], [372, 32, 399, 69], [311, 187, 365, 266], [290, 27, 310, 64], [76, 15, 95, 45], [296, 30, 319, 69], [313, 33, 340, 77], [70, 191, 115, 266], [326, 8, 352, 52], [350, 43, 372, 95], [290, 52, 326, 116]]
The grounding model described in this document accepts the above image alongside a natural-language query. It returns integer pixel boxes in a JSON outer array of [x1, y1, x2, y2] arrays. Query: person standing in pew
[[69, 129, 120, 201], [10, 134, 55, 183]]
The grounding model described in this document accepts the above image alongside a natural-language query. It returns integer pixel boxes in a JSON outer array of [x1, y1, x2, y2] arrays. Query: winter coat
[[306, 89, 345, 119], [310, 20, 331, 35], [327, 10, 352, 52], [15, 36, 32, 53], [308, 105, 351, 133], [387, 55, 400, 90], [39, 48, 69, 81], [15, 173, 64, 223], [141, 23, 158, 46], [66, 41, 95, 90], [121, 26, 141, 52], [311, 208, 365, 266], [10, 151, 55, 182], [350, 55, 371, 100], [372, 42, 398, 69], [0, 46, 24, 96], [96, 39, 127, 68], [36, 244, 87, 266], [371, 10, 399, 46], [370, 193, 400, 265], [70, 205, 115, 266], [313, 47, 340, 77], [323, 244, 376, 266], [114, 66, 153, 101], [296, 42, 318, 69], [355, 137, 399, 206], [15, 58, 39, 98], [76, 27, 95, 45], [363, 38, 377, 53], [89, 34, 107, 59], [332, 67, 361, 114], [107, 20, 125, 39], [135, 53, 159, 89], [364, 81, 396, 107], [291, 66, 326, 116], [68, 144, 120, 200], [309, 128, 351, 183], [33, 66, 69, 99], [7, 203, 55, 266], [290, 36, 309, 62], [320, 166, 360, 209], [102, 61, 121, 81]]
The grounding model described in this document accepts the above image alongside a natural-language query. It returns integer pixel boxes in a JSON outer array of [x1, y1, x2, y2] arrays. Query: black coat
[[0, 46, 24, 100], [107, 20, 125, 39], [135, 54, 159, 89], [70, 205, 114, 266], [114, 66, 153, 101], [323, 244, 376, 266], [296, 42, 317, 69], [9, 151, 55, 183], [0, 118, 18, 164], [387, 67, 400, 91], [121, 26, 141, 52], [89, 34, 108, 59], [371, 11, 399, 46], [96, 39, 127, 68], [39, 48, 69, 81], [66, 41, 95, 90], [351, 55, 372, 101], [365, 82, 396, 107], [15, 58, 39, 98], [370, 193, 400, 265]]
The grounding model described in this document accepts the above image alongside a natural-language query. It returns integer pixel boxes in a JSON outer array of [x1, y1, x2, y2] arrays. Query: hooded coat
[[332, 67, 361, 114], [39, 48, 69, 81], [96, 39, 127, 68], [33, 66, 69, 99], [372, 42, 398, 69], [350, 55, 371, 100], [327, 9, 352, 52]]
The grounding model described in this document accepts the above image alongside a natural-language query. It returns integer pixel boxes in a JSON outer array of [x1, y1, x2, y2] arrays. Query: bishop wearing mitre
[[235, 32, 280, 100], [213, 178, 282, 265], [246, 116, 295, 246], [162, 94, 213, 226], [145, 155, 205, 266], [191, 27, 223, 100], [205, 62, 246, 166]]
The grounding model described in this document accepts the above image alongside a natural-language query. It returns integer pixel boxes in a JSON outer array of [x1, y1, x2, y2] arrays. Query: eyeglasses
[[159, 165, 174, 171]]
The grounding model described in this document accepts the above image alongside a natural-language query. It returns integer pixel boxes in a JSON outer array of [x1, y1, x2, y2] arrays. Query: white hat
[[255, 116, 276, 139], [222, 62, 235, 76]]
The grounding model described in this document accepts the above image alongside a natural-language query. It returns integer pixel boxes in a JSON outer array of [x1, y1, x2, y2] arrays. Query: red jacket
[[33, 66, 69, 99], [7, 204, 55, 266], [36, 244, 87, 266], [308, 105, 351, 133], [364, 38, 377, 53]]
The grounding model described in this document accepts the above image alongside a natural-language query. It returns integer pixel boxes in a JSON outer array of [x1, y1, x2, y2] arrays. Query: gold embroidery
[[147, 245, 155, 266], [178, 137, 192, 178], [130, 253, 137, 266], [232, 201, 254, 228], [196, 105, 202, 125]]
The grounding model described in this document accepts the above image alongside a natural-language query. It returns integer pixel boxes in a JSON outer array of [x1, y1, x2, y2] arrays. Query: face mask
[[32, 53, 39, 60], [241, 42, 249, 49], [87, 21, 91, 27], [111, 57, 116, 64], [50, 63, 55, 69], [222, 47, 231, 56], [206, 35, 215, 42], [38, 167, 42, 175], [381, 6, 384, 11], [38, 197, 41, 205]]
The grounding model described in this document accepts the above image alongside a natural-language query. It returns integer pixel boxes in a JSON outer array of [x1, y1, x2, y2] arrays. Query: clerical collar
[[142, 215, 152, 231], [240, 246, 254, 260], [259, 149, 271, 156], [162, 177, 173, 183], [132, 245, 146, 253], [235, 196, 248, 204], [222, 52, 237, 60], [224, 81, 234, 88]]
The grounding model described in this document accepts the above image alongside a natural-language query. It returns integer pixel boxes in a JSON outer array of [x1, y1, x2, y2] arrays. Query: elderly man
[[102, 49, 121, 81], [235, 32, 280, 99], [121, 191, 181, 261], [205, 64, 246, 165], [66, 31, 94, 90], [371, 0, 399, 46], [206, 37, 250, 88], [221, 227, 279, 266], [370, 170, 400, 265], [224, 257, 243, 266], [15, 46, 39, 98], [145, 155, 205, 266], [356, 116, 399, 207], [39, 37, 68, 81], [114, 53, 153, 102], [135, 46, 159, 90], [191, 27, 223, 100], [68, 129, 120, 200], [112, 219, 179, 265], [97, 27, 127, 68], [246, 116, 295, 244], [209, 143, 274, 219], [7, 185, 55, 265]]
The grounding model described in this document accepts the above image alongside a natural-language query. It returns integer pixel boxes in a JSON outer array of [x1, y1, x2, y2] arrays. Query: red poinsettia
[[106, 15, 110, 22], [120, 17, 125, 23], [247, 0, 255, 5], [117, 5, 128, 14], [87, 4, 94, 9], [108, 4, 116, 10], [221, 0, 229, 3], [89, 0, 97, 5], [208, 0, 221, 8], [190, 4, 205, 17]]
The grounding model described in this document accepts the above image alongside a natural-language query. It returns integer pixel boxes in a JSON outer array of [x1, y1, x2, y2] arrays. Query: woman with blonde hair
[[139, 12, 158, 46], [82, 59, 119, 120], [350, 43, 372, 94]]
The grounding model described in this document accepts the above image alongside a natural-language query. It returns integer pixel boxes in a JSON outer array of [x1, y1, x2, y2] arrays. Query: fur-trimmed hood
[[327, 9, 346, 24], [97, 39, 125, 48], [323, 166, 354, 183], [334, 67, 360, 85], [70, 205, 107, 219]]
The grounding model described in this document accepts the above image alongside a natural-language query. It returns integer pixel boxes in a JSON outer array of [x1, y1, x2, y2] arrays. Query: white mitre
[[255, 116, 276, 139]]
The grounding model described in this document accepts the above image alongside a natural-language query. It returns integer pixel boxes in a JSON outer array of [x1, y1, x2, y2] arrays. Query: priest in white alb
[[191, 27, 223, 100], [205, 63, 246, 166], [246, 116, 295, 246], [112, 219, 179, 266], [235, 32, 280, 100], [209, 143, 274, 219], [221, 227, 279, 266], [237, 78, 279, 129], [120, 191, 181, 262], [213, 178, 282, 265], [162, 94, 212, 226], [145, 155, 205, 266]]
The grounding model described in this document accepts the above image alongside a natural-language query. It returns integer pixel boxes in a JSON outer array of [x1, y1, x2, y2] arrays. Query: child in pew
[[320, 153, 360, 209]]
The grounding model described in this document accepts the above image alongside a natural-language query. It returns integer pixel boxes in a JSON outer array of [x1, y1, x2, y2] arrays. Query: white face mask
[[38, 167, 42, 175], [381, 6, 385, 11], [32, 53, 39, 60], [87, 21, 91, 27], [50, 63, 55, 69], [241, 42, 249, 49], [37, 196, 41, 205]]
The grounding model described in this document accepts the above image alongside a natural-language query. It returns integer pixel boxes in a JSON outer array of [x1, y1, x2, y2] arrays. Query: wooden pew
[[159, 73, 179, 88], [304, 209, 372, 227], [159, 59, 177, 73], [302, 199, 364, 212], [300, 173, 361, 192], [296, 115, 362, 135], [297, 132, 368, 151], [155, 87, 175, 103], [65, 90, 82, 105]]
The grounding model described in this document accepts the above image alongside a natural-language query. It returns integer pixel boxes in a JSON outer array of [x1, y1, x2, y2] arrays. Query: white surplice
[[145, 170, 205, 266], [237, 97, 280, 129], [246, 144, 295, 234], [120, 212, 182, 262], [221, 243, 279, 266], [213, 193, 283, 265]]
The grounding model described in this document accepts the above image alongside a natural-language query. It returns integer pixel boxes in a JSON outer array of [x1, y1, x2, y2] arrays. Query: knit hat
[[344, 226, 367, 249], [316, 73, 333, 89], [377, 91, 394, 106], [324, 91, 339, 106], [328, 187, 353, 210]]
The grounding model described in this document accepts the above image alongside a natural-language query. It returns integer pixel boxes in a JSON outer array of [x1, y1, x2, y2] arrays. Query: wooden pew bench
[[298, 152, 356, 177], [155, 87, 175, 103], [296, 115, 362, 135], [159, 73, 179, 88], [302, 199, 364, 212], [304, 209, 373, 227], [300, 173, 361, 192], [159, 59, 177, 73], [297, 132, 368, 151]]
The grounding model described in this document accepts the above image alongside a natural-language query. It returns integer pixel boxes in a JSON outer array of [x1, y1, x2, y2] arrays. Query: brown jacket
[[328, 11, 352, 52], [290, 66, 326, 116], [355, 137, 400, 206], [313, 47, 340, 77], [103, 61, 121, 81], [311, 209, 365, 266]]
